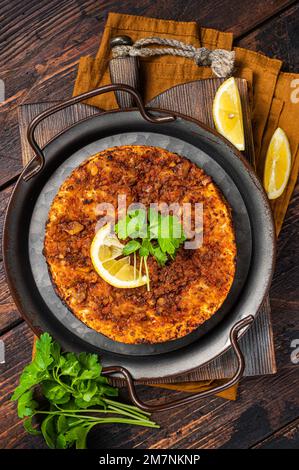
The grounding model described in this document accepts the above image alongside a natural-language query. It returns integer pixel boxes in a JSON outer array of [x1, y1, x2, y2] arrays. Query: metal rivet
[[110, 36, 133, 48]]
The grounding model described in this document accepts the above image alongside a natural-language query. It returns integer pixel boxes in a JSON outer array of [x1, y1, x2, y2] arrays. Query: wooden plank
[[0, 1, 294, 68], [0, 0, 296, 186], [253, 418, 299, 448], [0, 184, 23, 334], [236, 2, 299, 71], [268, 183, 299, 373], [0, 185, 14, 257], [0, 261, 21, 335], [0, 323, 46, 449], [0, 66, 85, 183], [18, 102, 100, 165]]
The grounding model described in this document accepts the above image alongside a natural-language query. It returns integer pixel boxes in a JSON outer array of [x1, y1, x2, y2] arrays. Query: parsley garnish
[[11, 333, 159, 449], [115, 208, 186, 290]]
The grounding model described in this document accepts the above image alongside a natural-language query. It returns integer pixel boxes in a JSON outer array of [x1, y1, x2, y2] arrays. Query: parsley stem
[[34, 411, 158, 427], [144, 256, 150, 291], [106, 404, 150, 421], [52, 368, 74, 393], [108, 405, 148, 420], [103, 398, 151, 416], [96, 418, 159, 427], [139, 256, 143, 277], [41, 404, 153, 422], [104, 403, 150, 421], [133, 251, 136, 280], [35, 410, 151, 422]]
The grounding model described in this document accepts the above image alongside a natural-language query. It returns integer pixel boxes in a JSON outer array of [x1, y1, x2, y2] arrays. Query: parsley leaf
[[153, 246, 168, 266], [23, 416, 41, 436], [34, 332, 54, 371], [42, 382, 71, 404], [115, 208, 186, 282], [59, 352, 81, 377], [17, 390, 38, 418], [11, 333, 159, 449], [122, 239, 141, 255]]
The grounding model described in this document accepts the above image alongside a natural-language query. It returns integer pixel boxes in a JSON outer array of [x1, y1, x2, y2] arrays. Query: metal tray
[[3, 84, 275, 411]]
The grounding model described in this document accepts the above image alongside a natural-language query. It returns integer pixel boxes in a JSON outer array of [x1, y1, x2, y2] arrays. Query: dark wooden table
[[1, 0, 299, 449]]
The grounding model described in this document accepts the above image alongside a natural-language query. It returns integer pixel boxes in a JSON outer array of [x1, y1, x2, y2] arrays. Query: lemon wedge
[[263, 127, 291, 200], [213, 77, 245, 151], [90, 224, 148, 288]]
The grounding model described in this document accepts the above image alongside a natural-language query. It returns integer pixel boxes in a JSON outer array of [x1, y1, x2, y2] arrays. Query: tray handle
[[24, 84, 175, 181], [102, 315, 254, 412]]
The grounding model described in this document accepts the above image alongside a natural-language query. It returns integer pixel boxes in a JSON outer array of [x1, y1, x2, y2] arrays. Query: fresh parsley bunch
[[11, 333, 158, 449], [115, 208, 186, 290]]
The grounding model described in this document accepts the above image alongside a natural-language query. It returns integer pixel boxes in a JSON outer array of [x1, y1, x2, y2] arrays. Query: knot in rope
[[112, 37, 235, 78]]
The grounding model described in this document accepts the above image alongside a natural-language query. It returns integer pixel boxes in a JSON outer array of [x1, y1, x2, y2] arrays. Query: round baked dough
[[44, 145, 236, 344]]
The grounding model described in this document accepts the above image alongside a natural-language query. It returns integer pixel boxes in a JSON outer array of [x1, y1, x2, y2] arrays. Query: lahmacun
[[44, 145, 236, 344]]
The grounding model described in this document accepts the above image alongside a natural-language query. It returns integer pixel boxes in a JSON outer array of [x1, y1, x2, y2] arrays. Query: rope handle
[[111, 36, 235, 78]]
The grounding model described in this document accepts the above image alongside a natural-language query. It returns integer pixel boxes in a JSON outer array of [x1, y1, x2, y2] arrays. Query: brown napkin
[[63, 12, 298, 400], [258, 72, 299, 233], [73, 12, 233, 109]]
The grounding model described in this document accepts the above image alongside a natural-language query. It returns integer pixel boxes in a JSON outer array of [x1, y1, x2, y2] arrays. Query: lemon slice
[[263, 127, 291, 200], [213, 77, 245, 151], [90, 224, 147, 288]]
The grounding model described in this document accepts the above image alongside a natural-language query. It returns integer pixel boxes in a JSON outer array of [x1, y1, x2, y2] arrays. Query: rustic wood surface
[[0, 0, 299, 449]]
